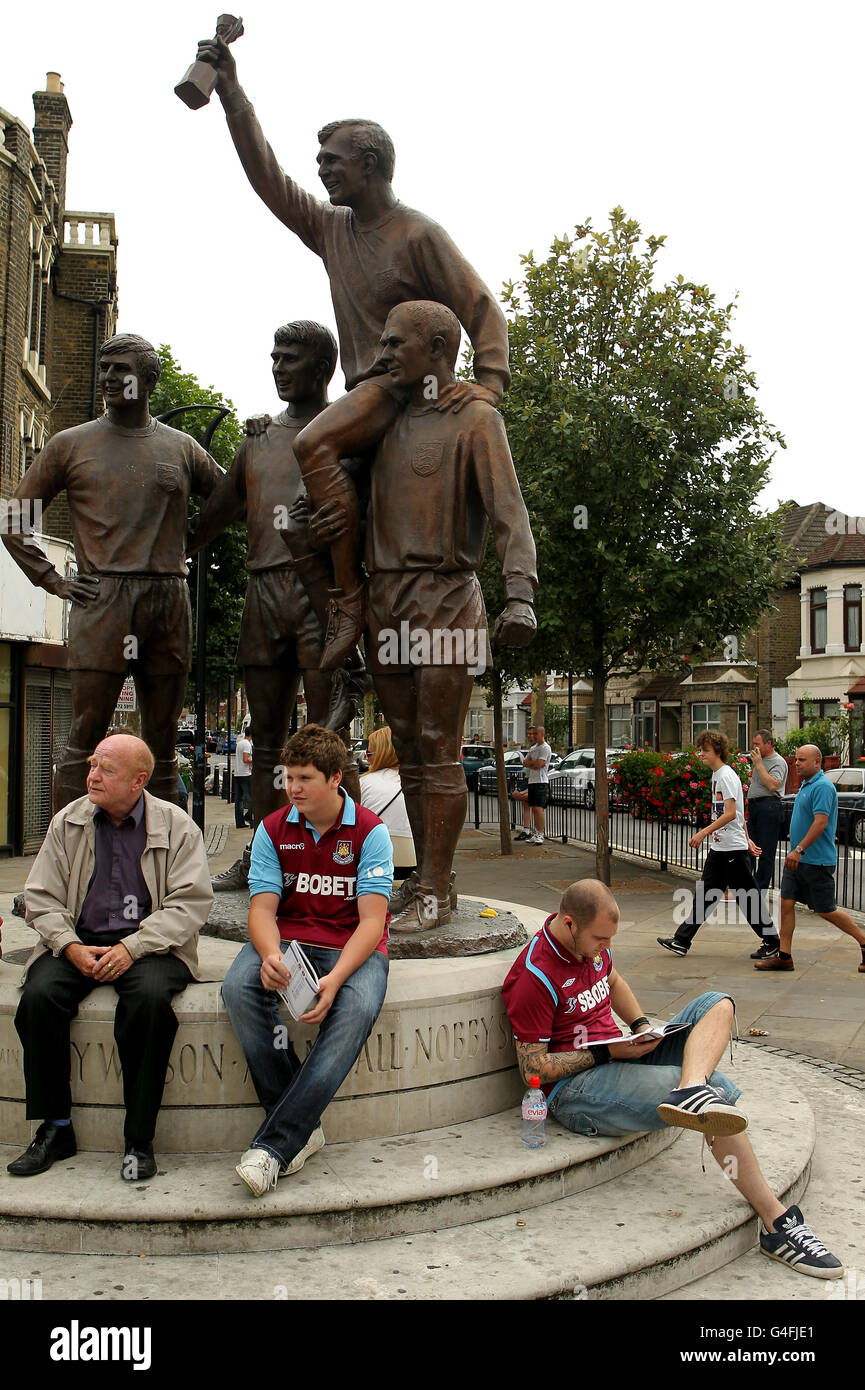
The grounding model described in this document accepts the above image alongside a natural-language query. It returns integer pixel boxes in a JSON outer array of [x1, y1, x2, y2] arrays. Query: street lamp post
[[155, 404, 230, 832]]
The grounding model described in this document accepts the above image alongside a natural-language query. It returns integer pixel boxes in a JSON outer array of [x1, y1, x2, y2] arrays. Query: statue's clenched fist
[[492, 600, 536, 647]]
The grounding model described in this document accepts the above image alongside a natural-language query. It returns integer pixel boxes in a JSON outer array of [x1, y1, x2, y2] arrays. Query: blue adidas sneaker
[[656, 1081, 747, 1136], [760, 1206, 844, 1279]]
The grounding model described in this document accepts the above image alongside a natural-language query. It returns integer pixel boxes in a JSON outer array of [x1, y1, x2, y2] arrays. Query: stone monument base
[[0, 900, 531, 1153]]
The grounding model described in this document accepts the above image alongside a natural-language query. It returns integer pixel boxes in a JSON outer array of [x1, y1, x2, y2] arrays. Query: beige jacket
[[19, 791, 214, 983]]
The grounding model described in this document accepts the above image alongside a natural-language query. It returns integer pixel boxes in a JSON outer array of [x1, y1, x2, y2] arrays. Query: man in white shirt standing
[[658, 730, 779, 958], [514, 725, 553, 846], [234, 727, 253, 830]]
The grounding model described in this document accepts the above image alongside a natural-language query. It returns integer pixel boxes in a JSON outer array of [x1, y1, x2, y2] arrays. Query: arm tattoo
[[515, 1039, 595, 1087]]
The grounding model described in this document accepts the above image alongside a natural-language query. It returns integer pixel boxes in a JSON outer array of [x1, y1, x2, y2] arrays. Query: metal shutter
[[23, 669, 52, 852]]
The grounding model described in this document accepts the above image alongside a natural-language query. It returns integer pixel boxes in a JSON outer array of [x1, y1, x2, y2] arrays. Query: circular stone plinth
[[0, 935, 528, 1152], [203, 890, 528, 958]]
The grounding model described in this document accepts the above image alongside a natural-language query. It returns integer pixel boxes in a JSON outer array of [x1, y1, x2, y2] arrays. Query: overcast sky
[[3, 0, 863, 517]]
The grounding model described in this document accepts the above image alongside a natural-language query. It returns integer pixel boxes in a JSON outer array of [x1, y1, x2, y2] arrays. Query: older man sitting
[[7, 735, 212, 1181]]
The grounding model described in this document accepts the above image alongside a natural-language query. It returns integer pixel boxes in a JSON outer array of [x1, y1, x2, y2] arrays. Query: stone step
[[0, 1111, 677, 1256], [0, 1052, 814, 1299]]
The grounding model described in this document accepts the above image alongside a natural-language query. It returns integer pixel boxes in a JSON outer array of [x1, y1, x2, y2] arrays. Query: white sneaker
[[280, 1126, 325, 1177], [235, 1147, 280, 1196], [530, 832, 544, 845]]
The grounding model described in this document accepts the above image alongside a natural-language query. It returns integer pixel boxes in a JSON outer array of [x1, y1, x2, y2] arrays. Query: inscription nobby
[[414, 1013, 512, 1066], [59, 1015, 513, 1086]]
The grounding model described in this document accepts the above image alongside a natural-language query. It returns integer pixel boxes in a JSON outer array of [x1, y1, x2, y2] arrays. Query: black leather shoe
[[121, 1144, 157, 1181], [7, 1121, 77, 1176]]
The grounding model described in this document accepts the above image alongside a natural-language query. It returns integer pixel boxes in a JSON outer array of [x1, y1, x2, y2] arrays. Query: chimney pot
[[45, 72, 64, 93]]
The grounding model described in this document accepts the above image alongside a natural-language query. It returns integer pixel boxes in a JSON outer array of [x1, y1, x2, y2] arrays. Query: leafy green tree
[[149, 346, 247, 711], [498, 208, 793, 881]]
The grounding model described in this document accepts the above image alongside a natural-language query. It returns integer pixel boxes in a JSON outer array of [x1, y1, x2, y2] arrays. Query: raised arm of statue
[[194, 33, 326, 257]]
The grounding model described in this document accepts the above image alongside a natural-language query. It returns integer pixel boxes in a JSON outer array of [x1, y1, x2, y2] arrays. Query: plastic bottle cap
[[529, 1076, 541, 1087]]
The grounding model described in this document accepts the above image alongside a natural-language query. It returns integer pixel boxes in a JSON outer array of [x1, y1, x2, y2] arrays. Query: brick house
[[529, 502, 864, 757], [785, 518, 865, 756], [0, 74, 118, 853]]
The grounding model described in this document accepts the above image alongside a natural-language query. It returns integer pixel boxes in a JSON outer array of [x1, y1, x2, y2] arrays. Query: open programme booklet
[[276, 940, 321, 1020], [573, 1022, 691, 1048]]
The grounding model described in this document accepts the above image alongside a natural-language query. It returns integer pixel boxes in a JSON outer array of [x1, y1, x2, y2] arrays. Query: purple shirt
[[77, 795, 152, 937]]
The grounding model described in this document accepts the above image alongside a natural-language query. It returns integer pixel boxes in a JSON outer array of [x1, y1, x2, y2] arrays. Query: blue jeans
[[221, 940, 388, 1165], [548, 992, 740, 1137]]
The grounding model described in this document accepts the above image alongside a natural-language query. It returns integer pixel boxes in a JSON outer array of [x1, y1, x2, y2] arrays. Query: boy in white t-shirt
[[658, 731, 780, 959]]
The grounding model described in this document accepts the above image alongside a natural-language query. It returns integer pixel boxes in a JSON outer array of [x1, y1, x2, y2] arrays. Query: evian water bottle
[[521, 1075, 547, 1148]]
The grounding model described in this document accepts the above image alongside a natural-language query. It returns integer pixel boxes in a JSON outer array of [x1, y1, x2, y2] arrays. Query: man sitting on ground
[[222, 724, 393, 1196], [8, 735, 212, 1182], [502, 879, 843, 1279]]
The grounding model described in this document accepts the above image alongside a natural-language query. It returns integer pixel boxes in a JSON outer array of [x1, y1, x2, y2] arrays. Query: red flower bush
[[613, 747, 750, 821]]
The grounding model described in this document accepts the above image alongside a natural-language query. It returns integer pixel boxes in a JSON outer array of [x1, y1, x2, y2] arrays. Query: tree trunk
[[592, 665, 611, 884], [363, 691, 375, 738], [491, 670, 513, 855], [532, 672, 546, 728]]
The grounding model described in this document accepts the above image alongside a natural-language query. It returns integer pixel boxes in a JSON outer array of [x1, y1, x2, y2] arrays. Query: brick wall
[[1, 85, 117, 541]]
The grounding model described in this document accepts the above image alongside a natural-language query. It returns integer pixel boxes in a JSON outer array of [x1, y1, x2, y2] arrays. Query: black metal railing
[[466, 784, 865, 915]]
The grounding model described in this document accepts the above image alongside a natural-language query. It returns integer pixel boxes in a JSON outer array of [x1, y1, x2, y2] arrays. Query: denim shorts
[[548, 991, 740, 1138]]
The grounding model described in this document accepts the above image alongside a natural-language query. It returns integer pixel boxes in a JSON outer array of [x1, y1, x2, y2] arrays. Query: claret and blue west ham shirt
[[502, 916, 622, 1097], [248, 789, 394, 955]]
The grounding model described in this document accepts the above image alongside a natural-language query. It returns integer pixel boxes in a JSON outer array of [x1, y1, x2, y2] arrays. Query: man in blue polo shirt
[[756, 744, 865, 974], [221, 724, 393, 1195]]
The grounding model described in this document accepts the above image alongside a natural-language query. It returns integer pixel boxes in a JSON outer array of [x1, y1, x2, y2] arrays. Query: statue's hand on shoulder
[[492, 600, 536, 648], [245, 413, 272, 437], [436, 381, 499, 414], [48, 574, 101, 608], [195, 33, 238, 96]]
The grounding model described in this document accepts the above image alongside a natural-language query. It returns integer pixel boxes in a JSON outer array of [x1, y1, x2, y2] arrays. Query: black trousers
[[675, 849, 777, 948], [15, 931, 192, 1147], [746, 798, 785, 894]]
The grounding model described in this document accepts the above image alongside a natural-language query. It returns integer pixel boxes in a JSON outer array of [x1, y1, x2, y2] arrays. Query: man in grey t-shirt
[[746, 730, 789, 918], [514, 725, 552, 846]]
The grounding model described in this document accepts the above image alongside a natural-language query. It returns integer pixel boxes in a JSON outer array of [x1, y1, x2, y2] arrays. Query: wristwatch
[[794, 845, 805, 855]]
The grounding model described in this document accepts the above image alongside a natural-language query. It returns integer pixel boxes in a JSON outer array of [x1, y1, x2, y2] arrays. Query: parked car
[[781, 766, 865, 849], [477, 748, 529, 796], [176, 728, 195, 751], [217, 732, 237, 754], [350, 737, 370, 772], [548, 748, 625, 808], [460, 743, 496, 787]]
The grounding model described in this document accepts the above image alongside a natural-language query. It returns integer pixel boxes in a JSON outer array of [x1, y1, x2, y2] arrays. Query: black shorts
[[527, 784, 549, 808], [780, 862, 837, 914]]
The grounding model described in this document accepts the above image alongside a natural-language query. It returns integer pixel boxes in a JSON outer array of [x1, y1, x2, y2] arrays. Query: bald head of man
[[555, 879, 620, 958], [86, 735, 155, 825], [794, 743, 823, 780]]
